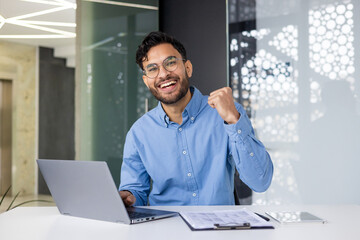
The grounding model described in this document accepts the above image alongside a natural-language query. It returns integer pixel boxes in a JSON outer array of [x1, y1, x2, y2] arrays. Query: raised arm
[[208, 87, 273, 192]]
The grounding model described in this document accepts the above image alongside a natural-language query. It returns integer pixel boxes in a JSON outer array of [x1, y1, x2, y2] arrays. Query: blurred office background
[[0, 0, 359, 206]]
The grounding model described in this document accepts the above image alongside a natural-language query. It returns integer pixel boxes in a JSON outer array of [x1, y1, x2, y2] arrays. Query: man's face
[[142, 43, 192, 105]]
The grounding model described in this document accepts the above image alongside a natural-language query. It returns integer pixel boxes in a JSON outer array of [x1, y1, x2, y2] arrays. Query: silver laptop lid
[[37, 159, 131, 224]]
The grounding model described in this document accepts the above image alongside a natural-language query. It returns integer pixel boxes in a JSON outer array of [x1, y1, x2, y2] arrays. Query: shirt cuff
[[224, 112, 252, 142]]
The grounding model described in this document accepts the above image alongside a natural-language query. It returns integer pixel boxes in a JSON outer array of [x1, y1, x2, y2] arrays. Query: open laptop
[[37, 159, 177, 224]]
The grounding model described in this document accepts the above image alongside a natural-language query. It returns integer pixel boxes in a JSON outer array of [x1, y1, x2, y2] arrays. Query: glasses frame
[[143, 56, 186, 79]]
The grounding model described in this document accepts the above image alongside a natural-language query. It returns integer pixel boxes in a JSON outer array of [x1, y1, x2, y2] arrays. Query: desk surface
[[1, 205, 359, 240]]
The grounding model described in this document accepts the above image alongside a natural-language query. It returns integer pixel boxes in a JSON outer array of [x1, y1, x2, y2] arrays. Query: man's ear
[[185, 60, 193, 78], [142, 75, 150, 89]]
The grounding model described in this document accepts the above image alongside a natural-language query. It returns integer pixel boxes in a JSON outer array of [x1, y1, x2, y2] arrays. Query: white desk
[[0, 205, 359, 240]]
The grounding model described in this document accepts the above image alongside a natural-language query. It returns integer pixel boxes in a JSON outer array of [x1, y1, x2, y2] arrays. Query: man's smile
[[159, 80, 177, 89], [156, 76, 180, 93]]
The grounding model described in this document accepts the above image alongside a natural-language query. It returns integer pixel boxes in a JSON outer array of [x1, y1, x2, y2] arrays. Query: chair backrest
[[234, 169, 252, 205]]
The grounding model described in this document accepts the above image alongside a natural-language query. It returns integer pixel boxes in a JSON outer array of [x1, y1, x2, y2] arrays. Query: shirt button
[[237, 129, 242, 134], [191, 117, 195, 121], [183, 150, 187, 155], [187, 173, 192, 177], [192, 193, 197, 197], [250, 152, 254, 157], [179, 128, 182, 132]]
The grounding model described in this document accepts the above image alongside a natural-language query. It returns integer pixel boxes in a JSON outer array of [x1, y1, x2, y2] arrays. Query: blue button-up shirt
[[119, 86, 273, 206]]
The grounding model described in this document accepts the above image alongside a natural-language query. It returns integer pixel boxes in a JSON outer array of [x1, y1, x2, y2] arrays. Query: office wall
[[228, 0, 360, 204], [0, 40, 37, 195], [159, 0, 228, 95], [38, 47, 75, 194], [159, 0, 254, 204]]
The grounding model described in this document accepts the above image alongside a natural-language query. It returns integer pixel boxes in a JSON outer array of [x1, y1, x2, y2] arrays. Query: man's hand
[[208, 87, 240, 124], [119, 190, 136, 207]]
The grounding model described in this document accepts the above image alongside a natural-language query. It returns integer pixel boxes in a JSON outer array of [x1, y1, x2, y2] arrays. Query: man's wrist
[[123, 190, 133, 195], [225, 112, 240, 125]]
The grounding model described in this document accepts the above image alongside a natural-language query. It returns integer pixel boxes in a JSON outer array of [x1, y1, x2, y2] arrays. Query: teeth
[[160, 81, 176, 88]]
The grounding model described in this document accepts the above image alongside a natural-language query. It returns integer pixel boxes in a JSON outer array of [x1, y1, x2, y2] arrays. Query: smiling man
[[119, 31, 273, 206]]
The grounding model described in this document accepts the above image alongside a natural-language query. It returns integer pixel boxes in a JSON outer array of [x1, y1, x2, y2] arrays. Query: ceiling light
[[8, 6, 70, 21], [0, 1, 76, 39], [15, 20, 76, 27], [5, 19, 75, 37]]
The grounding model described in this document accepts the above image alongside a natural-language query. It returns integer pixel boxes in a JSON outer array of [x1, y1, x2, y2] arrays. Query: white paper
[[180, 208, 273, 229]]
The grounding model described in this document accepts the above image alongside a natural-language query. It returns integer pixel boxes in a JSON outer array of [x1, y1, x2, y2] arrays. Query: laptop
[[37, 159, 178, 224]]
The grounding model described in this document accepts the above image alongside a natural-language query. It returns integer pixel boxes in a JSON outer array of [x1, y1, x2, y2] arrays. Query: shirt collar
[[156, 86, 203, 127]]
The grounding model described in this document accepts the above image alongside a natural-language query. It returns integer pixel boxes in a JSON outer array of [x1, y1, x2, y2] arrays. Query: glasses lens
[[145, 64, 159, 78], [144, 57, 182, 78], [164, 57, 178, 72]]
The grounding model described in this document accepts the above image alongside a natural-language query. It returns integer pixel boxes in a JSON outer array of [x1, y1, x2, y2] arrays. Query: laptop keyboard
[[127, 209, 155, 219]]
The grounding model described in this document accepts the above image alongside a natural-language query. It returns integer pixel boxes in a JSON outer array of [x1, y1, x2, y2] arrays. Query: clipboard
[[179, 209, 274, 231]]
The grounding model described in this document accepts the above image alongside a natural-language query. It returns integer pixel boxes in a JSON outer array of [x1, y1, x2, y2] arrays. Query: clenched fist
[[208, 87, 240, 124]]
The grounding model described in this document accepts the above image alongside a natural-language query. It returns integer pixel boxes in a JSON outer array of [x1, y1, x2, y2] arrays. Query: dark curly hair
[[136, 31, 187, 70]]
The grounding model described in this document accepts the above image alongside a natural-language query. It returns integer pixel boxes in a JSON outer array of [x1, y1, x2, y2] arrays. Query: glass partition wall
[[77, 0, 158, 187], [229, 0, 360, 204]]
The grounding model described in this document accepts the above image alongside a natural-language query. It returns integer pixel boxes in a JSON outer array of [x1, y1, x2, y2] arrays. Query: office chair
[[234, 169, 252, 205]]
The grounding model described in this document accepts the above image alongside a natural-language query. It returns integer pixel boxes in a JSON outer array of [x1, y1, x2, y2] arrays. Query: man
[[119, 31, 273, 206]]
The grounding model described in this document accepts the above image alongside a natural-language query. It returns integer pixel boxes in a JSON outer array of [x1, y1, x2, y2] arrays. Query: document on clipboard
[[179, 208, 274, 231]]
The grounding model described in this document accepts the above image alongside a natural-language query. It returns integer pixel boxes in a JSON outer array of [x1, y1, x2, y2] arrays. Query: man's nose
[[157, 65, 170, 78]]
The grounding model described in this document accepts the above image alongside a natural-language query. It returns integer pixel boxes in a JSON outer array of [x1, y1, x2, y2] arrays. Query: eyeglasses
[[143, 56, 186, 78]]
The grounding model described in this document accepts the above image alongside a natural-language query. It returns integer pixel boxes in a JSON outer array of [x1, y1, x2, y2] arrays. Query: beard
[[149, 72, 190, 105]]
